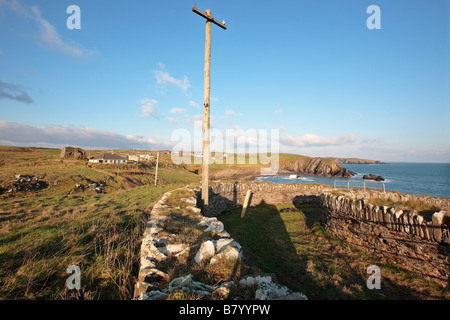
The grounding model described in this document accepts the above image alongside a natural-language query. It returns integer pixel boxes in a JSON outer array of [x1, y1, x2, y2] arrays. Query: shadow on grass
[[218, 199, 444, 300]]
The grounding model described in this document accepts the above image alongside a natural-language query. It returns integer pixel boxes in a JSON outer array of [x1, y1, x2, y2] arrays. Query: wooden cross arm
[[192, 7, 227, 30]]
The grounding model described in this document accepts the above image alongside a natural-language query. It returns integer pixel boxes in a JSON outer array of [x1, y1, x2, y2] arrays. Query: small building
[[128, 155, 140, 162], [140, 154, 154, 161], [89, 153, 127, 164]]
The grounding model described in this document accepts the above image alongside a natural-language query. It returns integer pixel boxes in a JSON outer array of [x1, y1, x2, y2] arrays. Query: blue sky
[[0, 0, 448, 162]]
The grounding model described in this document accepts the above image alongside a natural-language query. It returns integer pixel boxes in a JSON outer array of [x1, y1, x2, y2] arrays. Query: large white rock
[[213, 239, 242, 254], [157, 244, 188, 256], [210, 245, 242, 264], [432, 211, 446, 225], [214, 238, 234, 253], [141, 242, 167, 262], [194, 240, 215, 264], [204, 221, 225, 233], [198, 217, 217, 227]]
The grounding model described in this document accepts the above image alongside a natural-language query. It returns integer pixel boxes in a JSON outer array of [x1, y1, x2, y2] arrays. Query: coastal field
[[0, 146, 448, 300], [0, 146, 199, 299]]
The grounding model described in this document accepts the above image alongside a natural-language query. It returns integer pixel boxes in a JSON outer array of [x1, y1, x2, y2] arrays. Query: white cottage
[[89, 153, 127, 164]]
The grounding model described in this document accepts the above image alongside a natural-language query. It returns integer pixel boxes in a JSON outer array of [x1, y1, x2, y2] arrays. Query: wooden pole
[[241, 189, 252, 218], [154, 152, 159, 186], [192, 7, 227, 214], [202, 9, 212, 213]]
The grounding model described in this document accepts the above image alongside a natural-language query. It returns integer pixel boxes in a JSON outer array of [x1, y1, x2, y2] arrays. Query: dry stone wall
[[134, 186, 308, 300], [207, 181, 331, 216], [320, 193, 449, 287], [208, 181, 449, 287], [209, 181, 450, 213]]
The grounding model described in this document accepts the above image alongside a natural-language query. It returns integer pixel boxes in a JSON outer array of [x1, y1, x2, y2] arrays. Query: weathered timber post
[[192, 7, 227, 214], [241, 189, 252, 218], [154, 152, 159, 186]]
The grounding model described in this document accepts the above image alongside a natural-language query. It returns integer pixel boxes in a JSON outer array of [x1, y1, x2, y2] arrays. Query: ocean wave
[[352, 173, 364, 178], [281, 175, 315, 182]]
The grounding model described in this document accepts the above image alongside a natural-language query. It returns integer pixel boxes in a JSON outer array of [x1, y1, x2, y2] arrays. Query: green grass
[[1, 146, 447, 300], [219, 202, 450, 300], [0, 184, 189, 300], [0, 146, 200, 299]]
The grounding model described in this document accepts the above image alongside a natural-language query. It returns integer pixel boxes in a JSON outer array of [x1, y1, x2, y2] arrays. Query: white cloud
[[138, 99, 158, 117], [170, 107, 187, 114], [222, 109, 242, 122], [0, 121, 173, 150], [154, 69, 191, 94], [165, 117, 177, 124], [274, 109, 283, 114], [189, 101, 200, 109], [225, 109, 236, 116], [0, 0, 96, 58], [280, 133, 358, 147]]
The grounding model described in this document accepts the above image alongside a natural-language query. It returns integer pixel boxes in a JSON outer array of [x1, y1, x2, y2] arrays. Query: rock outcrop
[[280, 157, 354, 178], [363, 173, 384, 181]]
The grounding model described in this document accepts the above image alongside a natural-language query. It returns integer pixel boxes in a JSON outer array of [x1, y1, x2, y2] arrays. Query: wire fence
[[334, 179, 386, 192]]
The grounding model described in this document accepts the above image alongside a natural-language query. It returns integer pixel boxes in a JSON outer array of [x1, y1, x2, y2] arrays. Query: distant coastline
[[328, 157, 386, 165]]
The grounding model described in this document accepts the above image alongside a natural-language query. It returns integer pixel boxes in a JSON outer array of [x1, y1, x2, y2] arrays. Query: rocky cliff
[[280, 157, 355, 178]]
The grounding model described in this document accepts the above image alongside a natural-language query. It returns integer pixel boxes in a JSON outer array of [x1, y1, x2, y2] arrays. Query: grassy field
[[0, 146, 199, 299], [219, 202, 450, 300], [1, 146, 448, 300]]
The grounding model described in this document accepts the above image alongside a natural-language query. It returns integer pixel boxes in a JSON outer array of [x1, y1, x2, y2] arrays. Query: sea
[[255, 162, 450, 198]]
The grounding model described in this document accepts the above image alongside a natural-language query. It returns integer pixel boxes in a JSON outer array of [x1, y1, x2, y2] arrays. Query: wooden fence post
[[241, 189, 252, 218], [154, 152, 159, 186]]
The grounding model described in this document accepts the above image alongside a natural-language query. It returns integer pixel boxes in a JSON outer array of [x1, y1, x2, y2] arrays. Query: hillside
[[328, 157, 385, 164], [0, 146, 200, 299]]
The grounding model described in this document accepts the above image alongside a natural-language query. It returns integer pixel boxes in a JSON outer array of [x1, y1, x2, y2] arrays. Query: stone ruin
[[60, 146, 87, 160]]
